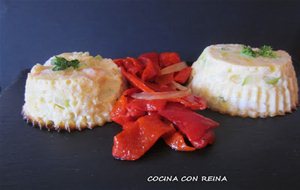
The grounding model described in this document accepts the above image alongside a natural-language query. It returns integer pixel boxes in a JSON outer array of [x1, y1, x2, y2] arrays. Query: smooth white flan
[[23, 52, 124, 131], [189, 44, 298, 118]]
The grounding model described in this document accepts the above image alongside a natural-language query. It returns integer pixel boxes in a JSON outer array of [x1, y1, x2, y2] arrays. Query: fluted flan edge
[[21, 108, 109, 132], [197, 84, 299, 118]]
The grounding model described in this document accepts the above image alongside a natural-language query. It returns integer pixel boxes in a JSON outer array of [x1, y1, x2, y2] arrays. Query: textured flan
[[189, 44, 298, 118], [22, 52, 124, 131]]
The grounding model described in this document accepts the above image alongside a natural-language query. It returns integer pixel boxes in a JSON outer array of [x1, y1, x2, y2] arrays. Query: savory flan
[[22, 52, 124, 131], [189, 44, 298, 118]]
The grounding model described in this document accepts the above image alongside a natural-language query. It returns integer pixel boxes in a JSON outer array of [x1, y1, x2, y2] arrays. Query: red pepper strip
[[123, 58, 138, 75], [159, 103, 219, 149], [125, 57, 144, 76], [138, 52, 160, 81], [155, 73, 174, 85], [126, 105, 146, 119], [123, 87, 141, 96], [174, 67, 192, 84], [113, 59, 125, 67], [112, 114, 173, 161], [110, 88, 141, 125], [127, 99, 167, 114], [145, 82, 175, 92], [121, 68, 155, 93], [122, 121, 138, 130], [139, 52, 160, 67], [172, 95, 207, 110], [159, 52, 181, 67], [192, 130, 216, 149], [110, 93, 129, 125], [142, 61, 159, 81], [163, 126, 196, 151], [126, 94, 166, 119]]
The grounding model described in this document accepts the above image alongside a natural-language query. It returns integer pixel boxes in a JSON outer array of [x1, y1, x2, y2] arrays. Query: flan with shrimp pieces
[[22, 52, 124, 131], [189, 44, 298, 118]]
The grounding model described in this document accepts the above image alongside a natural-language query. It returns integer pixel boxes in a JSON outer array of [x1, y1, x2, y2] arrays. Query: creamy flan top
[[190, 44, 298, 118], [208, 44, 291, 66], [23, 52, 124, 131]]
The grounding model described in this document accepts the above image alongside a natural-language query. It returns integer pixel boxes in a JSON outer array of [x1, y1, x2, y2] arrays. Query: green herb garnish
[[264, 77, 280, 85], [54, 103, 64, 110], [258, 45, 276, 58], [242, 76, 254, 86], [241, 45, 257, 57], [241, 45, 276, 58], [51, 56, 80, 71]]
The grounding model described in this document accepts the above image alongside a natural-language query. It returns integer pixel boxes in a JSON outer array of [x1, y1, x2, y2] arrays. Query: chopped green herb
[[64, 100, 70, 108], [264, 77, 280, 85], [258, 45, 276, 58], [241, 45, 276, 58], [51, 56, 80, 71], [54, 103, 64, 110], [242, 76, 253, 86], [241, 45, 257, 57]]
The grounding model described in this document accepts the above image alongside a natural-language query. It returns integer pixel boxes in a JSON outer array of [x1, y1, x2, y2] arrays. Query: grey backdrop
[[0, 0, 300, 93]]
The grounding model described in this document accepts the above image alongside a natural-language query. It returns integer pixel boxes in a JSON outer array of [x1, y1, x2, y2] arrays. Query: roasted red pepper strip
[[112, 52, 219, 160], [122, 121, 138, 130], [172, 95, 207, 110], [121, 68, 155, 93], [123, 87, 141, 96], [159, 103, 219, 149], [126, 99, 166, 119], [159, 52, 181, 67], [139, 52, 160, 66], [174, 67, 192, 84], [110, 92, 130, 125], [145, 82, 175, 92], [163, 126, 196, 151], [127, 99, 167, 113], [126, 106, 146, 119], [113, 59, 125, 67], [155, 73, 174, 85], [124, 58, 144, 76], [114, 58, 144, 76], [142, 61, 158, 81], [139, 52, 160, 81], [195, 130, 216, 149], [110, 88, 140, 125], [112, 114, 173, 161]]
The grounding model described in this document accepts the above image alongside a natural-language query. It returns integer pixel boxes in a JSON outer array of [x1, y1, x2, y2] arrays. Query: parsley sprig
[[241, 46, 257, 57], [258, 45, 276, 58], [51, 56, 80, 71], [241, 45, 276, 58]]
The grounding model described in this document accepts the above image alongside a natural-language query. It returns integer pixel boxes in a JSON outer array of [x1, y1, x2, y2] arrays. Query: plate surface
[[0, 69, 300, 190]]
